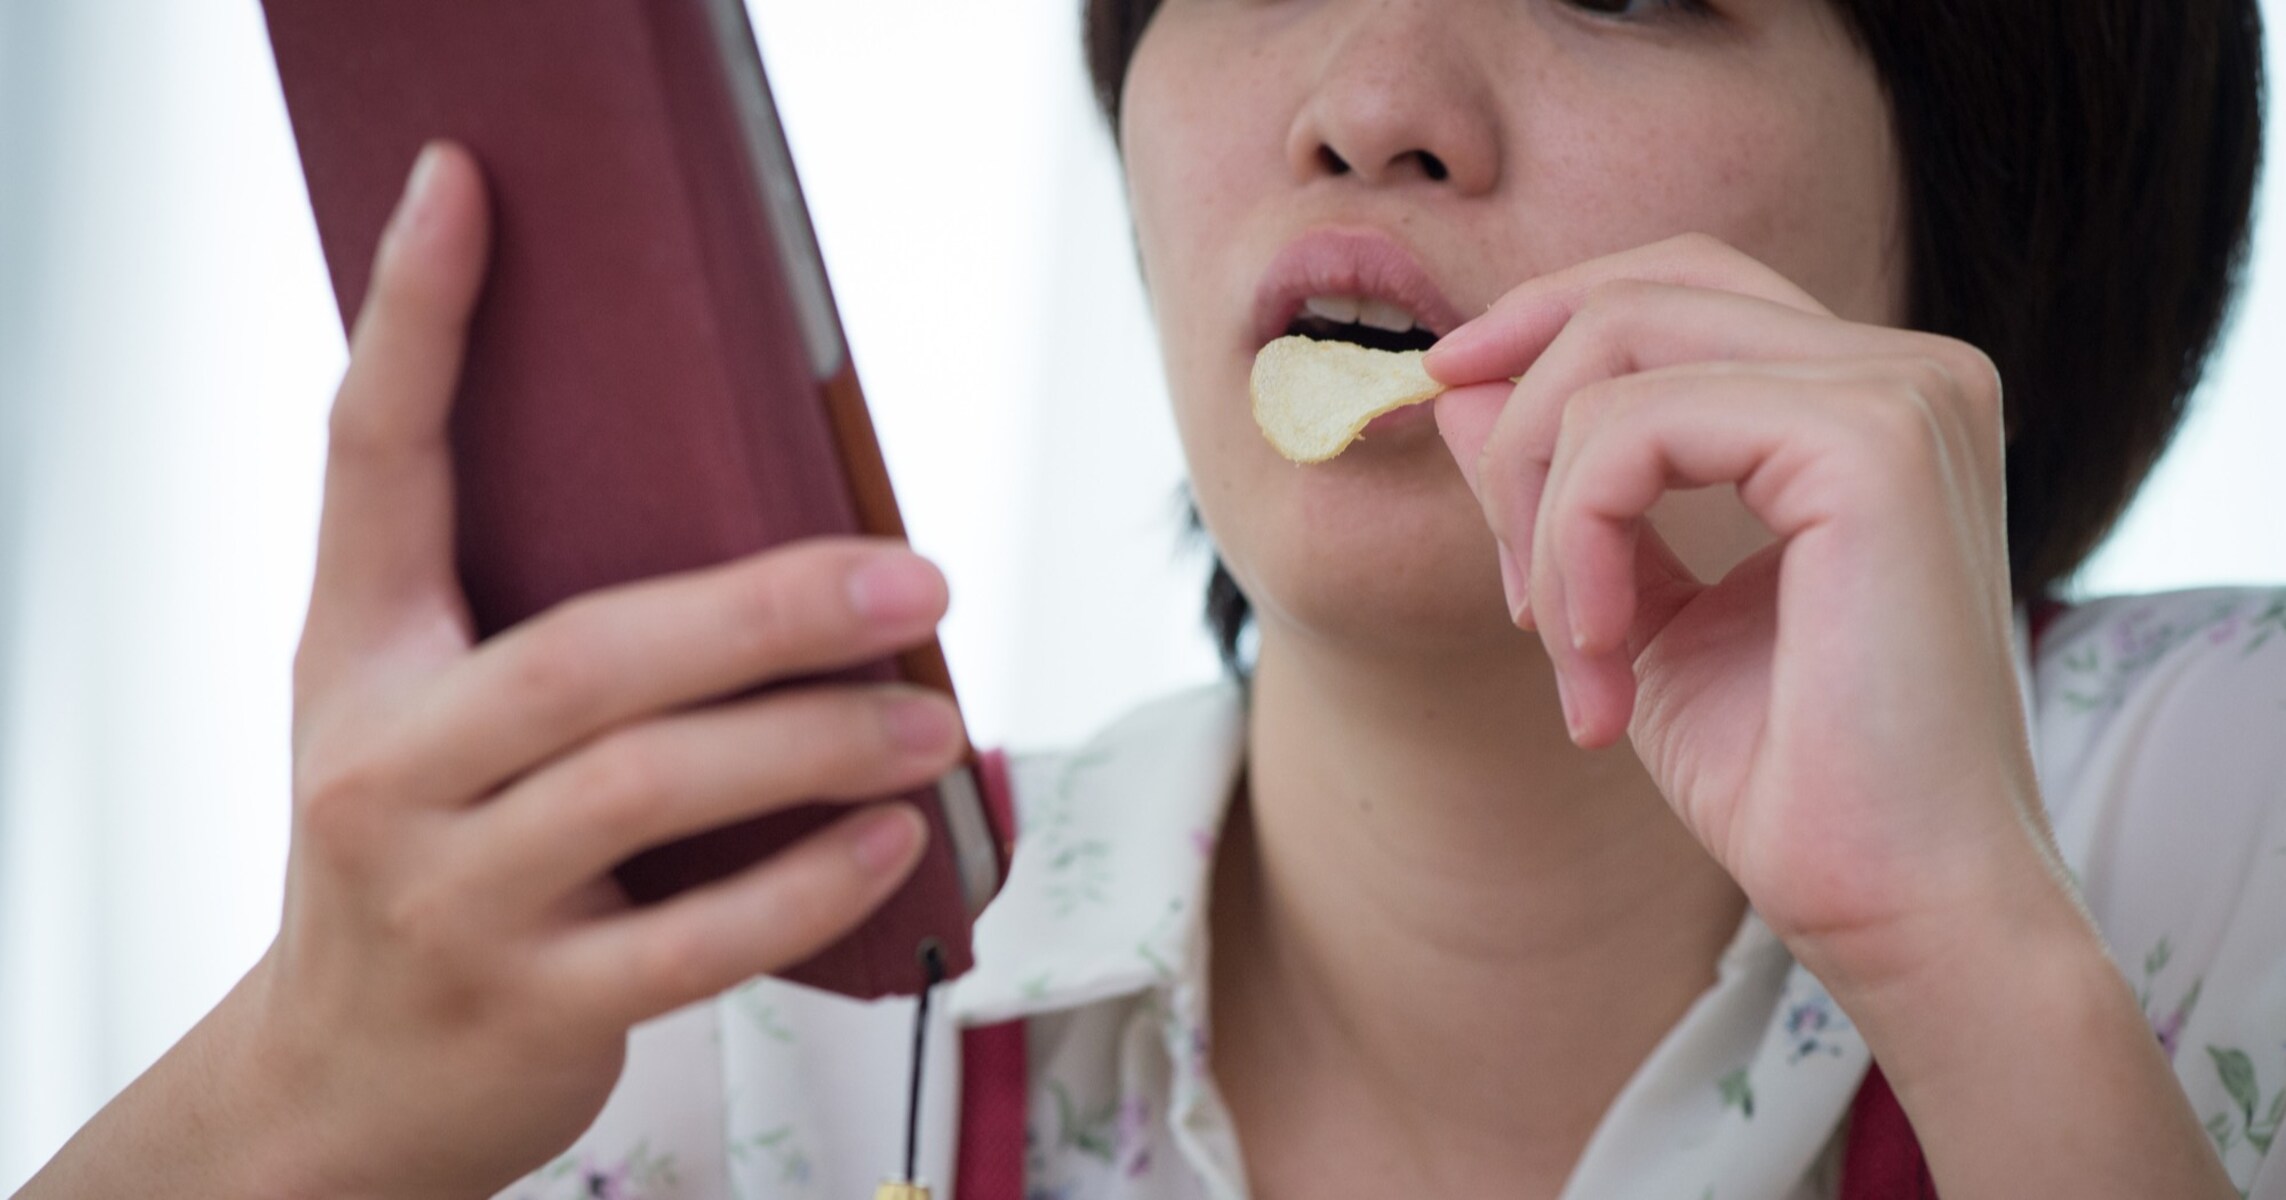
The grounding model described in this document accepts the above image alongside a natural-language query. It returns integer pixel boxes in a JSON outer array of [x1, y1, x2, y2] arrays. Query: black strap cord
[[902, 939, 949, 1185]]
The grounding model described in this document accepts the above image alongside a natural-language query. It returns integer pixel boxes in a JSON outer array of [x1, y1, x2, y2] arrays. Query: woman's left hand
[[1423, 232, 2068, 993]]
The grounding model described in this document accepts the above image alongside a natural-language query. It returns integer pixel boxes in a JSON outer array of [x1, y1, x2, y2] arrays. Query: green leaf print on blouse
[[2242, 593, 2286, 655], [2056, 596, 2248, 713], [1717, 1066, 1756, 1119], [1037, 749, 1118, 916], [2210, 1047, 2282, 1152], [1039, 1079, 1159, 1183], [728, 1124, 815, 1188], [2203, 1044, 2284, 1189], [1136, 896, 1187, 983], [731, 982, 797, 1044], [2054, 589, 2286, 715], [1047, 1079, 1122, 1163]]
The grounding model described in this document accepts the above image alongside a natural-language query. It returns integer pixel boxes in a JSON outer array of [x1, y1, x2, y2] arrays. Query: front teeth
[[1359, 298, 1416, 333], [1303, 294, 1419, 333]]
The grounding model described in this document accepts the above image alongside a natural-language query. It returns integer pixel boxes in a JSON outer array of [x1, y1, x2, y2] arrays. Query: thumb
[[299, 142, 491, 697], [1432, 380, 1511, 503]]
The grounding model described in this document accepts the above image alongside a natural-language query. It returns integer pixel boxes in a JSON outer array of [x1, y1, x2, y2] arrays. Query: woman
[[20, 0, 2281, 1197]]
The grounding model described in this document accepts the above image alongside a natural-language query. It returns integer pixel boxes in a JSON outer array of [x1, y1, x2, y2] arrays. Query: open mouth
[[1281, 294, 1440, 354]]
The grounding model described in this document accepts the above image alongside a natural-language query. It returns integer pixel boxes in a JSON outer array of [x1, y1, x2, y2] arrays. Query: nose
[[1284, 0, 1502, 195]]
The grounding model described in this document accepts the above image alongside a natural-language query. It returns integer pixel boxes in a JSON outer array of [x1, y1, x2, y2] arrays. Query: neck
[[1209, 622, 1745, 1194]]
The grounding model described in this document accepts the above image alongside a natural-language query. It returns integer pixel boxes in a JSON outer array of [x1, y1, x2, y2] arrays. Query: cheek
[[1525, 67, 1899, 322], [1122, 11, 1272, 308], [1122, 29, 1280, 510]]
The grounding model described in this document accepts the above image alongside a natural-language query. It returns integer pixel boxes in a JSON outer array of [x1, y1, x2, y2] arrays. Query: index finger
[[1421, 232, 1831, 386]]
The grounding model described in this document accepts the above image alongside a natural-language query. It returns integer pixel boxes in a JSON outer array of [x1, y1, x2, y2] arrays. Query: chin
[[1206, 443, 1526, 663]]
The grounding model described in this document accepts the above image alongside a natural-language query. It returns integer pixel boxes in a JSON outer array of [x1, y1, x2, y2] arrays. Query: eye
[[1564, 0, 1711, 17]]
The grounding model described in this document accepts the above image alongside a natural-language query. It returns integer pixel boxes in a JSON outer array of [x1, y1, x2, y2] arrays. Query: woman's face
[[1121, 0, 1901, 659]]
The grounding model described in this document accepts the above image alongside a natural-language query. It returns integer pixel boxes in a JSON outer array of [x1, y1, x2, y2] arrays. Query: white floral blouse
[[496, 588, 2286, 1200]]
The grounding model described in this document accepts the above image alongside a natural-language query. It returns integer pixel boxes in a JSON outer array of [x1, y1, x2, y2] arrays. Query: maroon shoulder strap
[[954, 750, 1029, 1199], [1840, 1064, 1938, 1200]]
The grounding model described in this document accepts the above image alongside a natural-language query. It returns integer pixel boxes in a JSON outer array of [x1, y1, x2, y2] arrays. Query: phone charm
[[876, 940, 949, 1200]]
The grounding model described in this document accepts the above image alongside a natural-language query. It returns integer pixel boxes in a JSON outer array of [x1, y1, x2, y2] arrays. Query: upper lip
[[1250, 228, 1471, 352]]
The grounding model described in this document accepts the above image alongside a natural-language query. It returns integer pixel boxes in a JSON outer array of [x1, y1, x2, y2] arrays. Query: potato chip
[[1250, 335, 1447, 463]]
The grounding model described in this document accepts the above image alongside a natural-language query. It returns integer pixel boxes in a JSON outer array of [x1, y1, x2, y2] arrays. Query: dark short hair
[[1085, 0, 2266, 676]]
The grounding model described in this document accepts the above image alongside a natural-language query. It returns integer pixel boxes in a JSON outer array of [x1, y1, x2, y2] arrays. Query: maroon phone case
[[262, 0, 1001, 998]]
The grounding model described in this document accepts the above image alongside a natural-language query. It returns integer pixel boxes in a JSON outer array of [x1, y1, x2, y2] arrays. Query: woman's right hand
[[19, 143, 960, 1200]]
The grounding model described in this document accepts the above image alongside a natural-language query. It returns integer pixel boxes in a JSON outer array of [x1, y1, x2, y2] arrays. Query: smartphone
[[262, 0, 1006, 999]]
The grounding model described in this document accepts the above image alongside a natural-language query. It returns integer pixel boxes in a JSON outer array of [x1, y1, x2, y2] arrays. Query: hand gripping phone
[[263, 0, 1006, 999]]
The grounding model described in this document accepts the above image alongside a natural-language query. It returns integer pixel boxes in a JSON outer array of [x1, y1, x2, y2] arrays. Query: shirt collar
[[944, 677, 1877, 1200], [949, 681, 1248, 1024]]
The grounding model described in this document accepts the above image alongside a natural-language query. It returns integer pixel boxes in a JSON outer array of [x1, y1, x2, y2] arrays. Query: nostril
[[1417, 151, 1449, 182], [1318, 145, 1352, 175]]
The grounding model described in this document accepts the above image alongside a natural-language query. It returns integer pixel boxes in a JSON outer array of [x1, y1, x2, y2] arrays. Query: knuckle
[[718, 561, 817, 666], [324, 385, 400, 462], [835, 691, 901, 764], [500, 620, 606, 724], [863, 688, 953, 764], [776, 690, 909, 789], [1476, 455, 1529, 545], [1855, 386, 1945, 480], [1926, 339, 2006, 422], [1898, 352, 1957, 400], [381, 878, 473, 971], [762, 861, 849, 948], [1936, 337, 2002, 393], [296, 751, 396, 870], [635, 921, 727, 1000], [1576, 280, 1656, 330], [365, 254, 453, 332], [566, 737, 670, 846], [1562, 378, 1630, 441]]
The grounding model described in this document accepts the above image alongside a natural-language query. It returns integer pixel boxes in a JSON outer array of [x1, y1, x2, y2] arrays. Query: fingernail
[[389, 144, 446, 236], [883, 695, 956, 753], [846, 554, 941, 624], [1498, 543, 1528, 624], [850, 807, 922, 874], [1554, 672, 1582, 742]]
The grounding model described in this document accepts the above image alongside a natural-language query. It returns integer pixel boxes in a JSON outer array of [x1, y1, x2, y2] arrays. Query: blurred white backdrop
[[0, 0, 2280, 1188]]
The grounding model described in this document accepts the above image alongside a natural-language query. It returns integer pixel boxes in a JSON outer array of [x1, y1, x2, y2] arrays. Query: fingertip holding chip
[[1250, 335, 1449, 463]]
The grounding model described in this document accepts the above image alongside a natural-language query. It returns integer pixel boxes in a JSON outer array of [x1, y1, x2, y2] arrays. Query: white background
[[0, 0, 2280, 1188]]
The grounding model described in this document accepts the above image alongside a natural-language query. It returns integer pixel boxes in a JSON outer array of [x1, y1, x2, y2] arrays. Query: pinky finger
[[548, 803, 927, 1025]]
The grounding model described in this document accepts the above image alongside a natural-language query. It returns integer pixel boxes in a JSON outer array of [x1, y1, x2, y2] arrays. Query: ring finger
[[456, 683, 965, 916]]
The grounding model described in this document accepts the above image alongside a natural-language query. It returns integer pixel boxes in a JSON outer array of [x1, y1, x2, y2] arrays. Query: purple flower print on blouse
[[2155, 984, 2205, 1063], [1781, 988, 1852, 1063], [2136, 938, 2203, 1064], [1116, 1094, 1156, 1178], [515, 1141, 678, 1200], [578, 1163, 630, 1200]]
